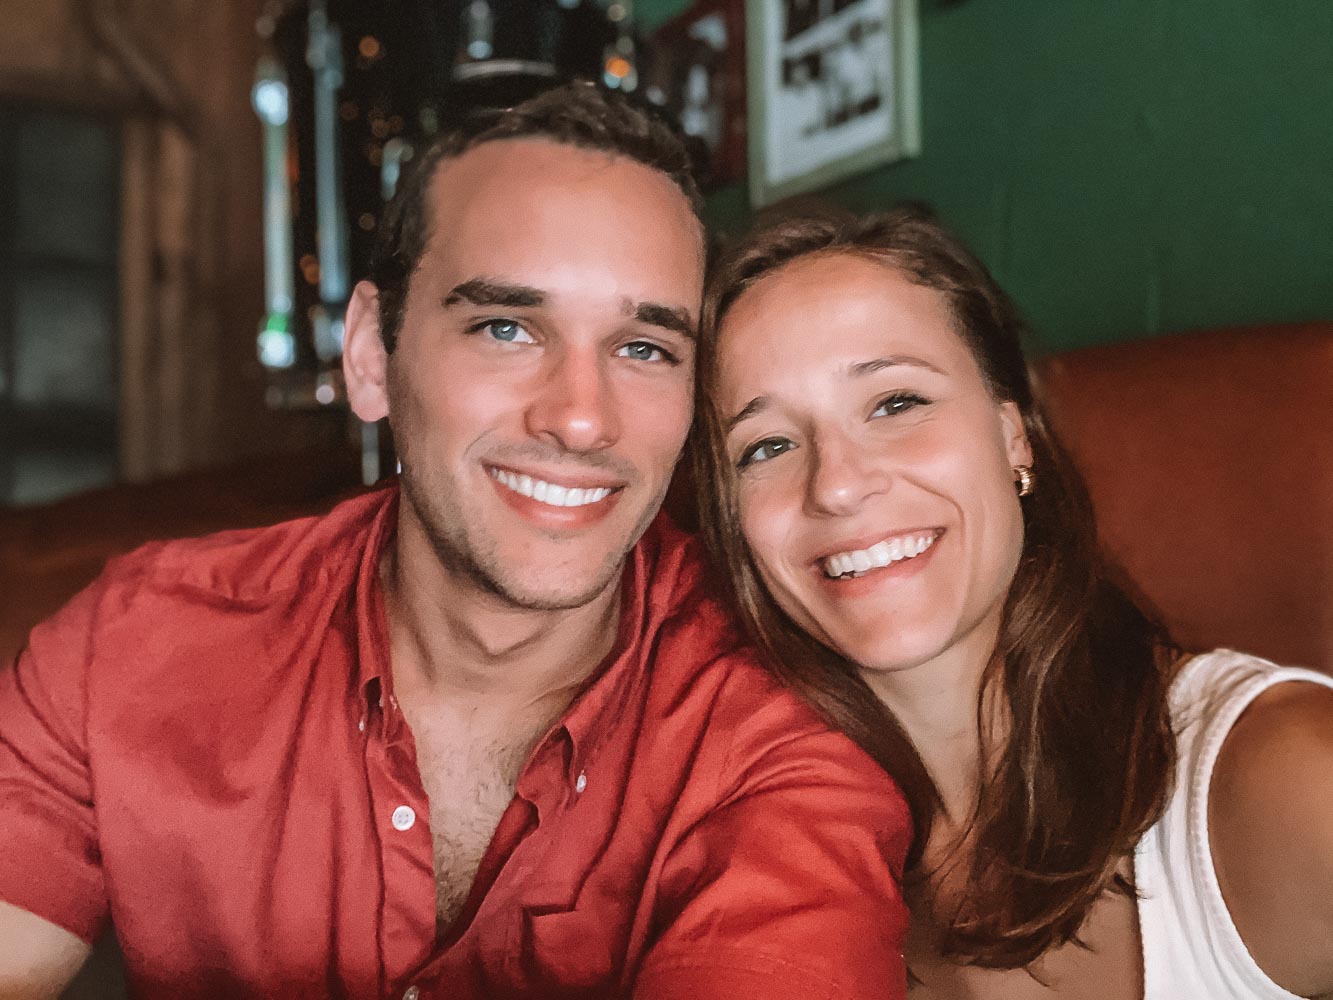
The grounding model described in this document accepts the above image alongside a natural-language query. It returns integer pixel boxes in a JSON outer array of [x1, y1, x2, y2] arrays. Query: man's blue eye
[[619, 341, 675, 364], [471, 319, 533, 343], [738, 438, 795, 469], [486, 320, 526, 342]]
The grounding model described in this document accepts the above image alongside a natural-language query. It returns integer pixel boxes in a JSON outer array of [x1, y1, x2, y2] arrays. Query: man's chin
[[447, 532, 631, 612], [484, 501, 663, 611], [403, 474, 660, 611], [483, 565, 626, 613]]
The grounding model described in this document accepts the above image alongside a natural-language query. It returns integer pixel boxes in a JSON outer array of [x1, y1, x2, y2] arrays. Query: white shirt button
[[391, 805, 416, 831], [402, 986, 420, 1000], [574, 771, 588, 793]]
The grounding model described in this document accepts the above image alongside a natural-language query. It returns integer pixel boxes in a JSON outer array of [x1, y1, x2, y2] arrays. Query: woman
[[693, 207, 1333, 999]]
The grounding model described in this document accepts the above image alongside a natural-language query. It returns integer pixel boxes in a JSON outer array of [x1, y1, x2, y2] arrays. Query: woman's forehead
[[715, 254, 974, 397]]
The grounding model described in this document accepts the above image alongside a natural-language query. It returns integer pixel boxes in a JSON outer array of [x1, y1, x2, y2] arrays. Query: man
[[1, 84, 911, 998]]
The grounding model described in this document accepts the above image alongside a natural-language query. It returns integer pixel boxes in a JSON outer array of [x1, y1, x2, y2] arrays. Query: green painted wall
[[641, 0, 1333, 350]]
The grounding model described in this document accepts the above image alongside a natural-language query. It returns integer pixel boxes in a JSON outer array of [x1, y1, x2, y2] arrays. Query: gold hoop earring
[[1014, 465, 1034, 497]]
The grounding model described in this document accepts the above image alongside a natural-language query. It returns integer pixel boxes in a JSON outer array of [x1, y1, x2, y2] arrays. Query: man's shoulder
[[22, 487, 392, 667], [98, 486, 392, 606], [15, 486, 394, 715], [632, 512, 712, 604], [633, 516, 880, 780], [627, 526, 912, 891], [652, 621, 886, 795]]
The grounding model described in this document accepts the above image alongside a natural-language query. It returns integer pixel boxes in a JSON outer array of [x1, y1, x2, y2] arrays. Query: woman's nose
[[805, 431, 889, 517]]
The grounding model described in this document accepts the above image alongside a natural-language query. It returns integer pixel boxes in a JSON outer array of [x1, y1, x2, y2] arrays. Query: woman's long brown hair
[[693, 206, 1177, 968]]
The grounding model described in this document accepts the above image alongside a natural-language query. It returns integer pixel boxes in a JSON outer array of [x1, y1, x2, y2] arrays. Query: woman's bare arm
[[1210, 681, 1333, 1000]]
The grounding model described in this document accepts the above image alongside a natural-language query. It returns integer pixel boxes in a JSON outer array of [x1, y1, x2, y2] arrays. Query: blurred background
[[3, 0, 1329, 505]]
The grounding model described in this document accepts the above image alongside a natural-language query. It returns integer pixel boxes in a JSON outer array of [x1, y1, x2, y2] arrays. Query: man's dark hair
[[370, 81, 703, 352]]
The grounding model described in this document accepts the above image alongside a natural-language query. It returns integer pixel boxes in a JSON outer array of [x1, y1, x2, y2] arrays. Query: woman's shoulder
[[1189, 650, 1333, 1000], [1137, 650, 1333, 999], [1165, 648, 1333, 730], [1206, 661, 1333, 997]]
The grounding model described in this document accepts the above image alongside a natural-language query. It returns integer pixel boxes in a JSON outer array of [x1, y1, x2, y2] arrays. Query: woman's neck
[[860, 629, 1006, 827]]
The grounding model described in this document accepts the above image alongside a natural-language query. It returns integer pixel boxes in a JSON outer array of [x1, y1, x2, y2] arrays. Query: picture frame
[[746, 0, 921, 207]]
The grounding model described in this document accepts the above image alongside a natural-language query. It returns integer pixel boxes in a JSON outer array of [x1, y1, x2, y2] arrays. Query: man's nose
[[805, 430, 889, 517], [525, 348, 621, 453]]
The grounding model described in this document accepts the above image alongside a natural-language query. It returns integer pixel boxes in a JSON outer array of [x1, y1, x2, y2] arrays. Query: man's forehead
[[415, 141, 704, 318], [423, 137, 701, 242]]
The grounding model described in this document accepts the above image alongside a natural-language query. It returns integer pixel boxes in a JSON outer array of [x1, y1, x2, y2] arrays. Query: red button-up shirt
[[1, 487, 911, 998]]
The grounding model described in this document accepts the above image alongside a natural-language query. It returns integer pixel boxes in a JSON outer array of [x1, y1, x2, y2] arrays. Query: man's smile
[[486, 464, 622, 509]]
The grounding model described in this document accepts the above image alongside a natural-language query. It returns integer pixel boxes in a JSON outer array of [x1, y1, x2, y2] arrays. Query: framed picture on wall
[[746, 0, 920, 206]]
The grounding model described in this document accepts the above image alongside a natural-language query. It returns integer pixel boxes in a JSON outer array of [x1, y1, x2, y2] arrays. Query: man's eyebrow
[[443, 278, 545, 309], [627, 301, 697, 341], [849, 355, 945, 377], [725, 396, 768, 433]]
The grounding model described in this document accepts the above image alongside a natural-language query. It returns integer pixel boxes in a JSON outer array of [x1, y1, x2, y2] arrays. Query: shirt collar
[[555, 532, 653, 782]]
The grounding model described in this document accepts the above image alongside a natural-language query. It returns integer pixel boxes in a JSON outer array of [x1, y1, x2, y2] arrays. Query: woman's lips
[[817, 528, 944, 579]]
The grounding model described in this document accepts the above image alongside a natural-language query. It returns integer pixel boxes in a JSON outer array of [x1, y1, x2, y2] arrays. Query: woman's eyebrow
[[725, 396, 768, 433], [725, 354, 944, 433], [848, 355, 945, 377]]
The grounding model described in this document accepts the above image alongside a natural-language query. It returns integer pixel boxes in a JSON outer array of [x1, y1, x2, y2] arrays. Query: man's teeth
[[822, 533, 938, 579], [489, 467, 613, 508]]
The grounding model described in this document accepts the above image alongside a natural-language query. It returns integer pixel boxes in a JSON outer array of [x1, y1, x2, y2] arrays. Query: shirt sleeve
[[0, 577, 110, 943], [633, 690, 913, 1000]]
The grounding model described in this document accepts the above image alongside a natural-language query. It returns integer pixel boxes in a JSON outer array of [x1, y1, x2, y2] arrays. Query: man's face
[[355, 138, 704, 611]]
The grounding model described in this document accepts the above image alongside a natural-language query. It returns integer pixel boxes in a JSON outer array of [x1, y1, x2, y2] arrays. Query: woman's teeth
[[489, 467, 614, 508], [822, 532, 938, 579]]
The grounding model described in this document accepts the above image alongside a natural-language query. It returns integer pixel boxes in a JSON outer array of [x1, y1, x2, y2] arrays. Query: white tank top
[[1135, 649, 1333, 1000]]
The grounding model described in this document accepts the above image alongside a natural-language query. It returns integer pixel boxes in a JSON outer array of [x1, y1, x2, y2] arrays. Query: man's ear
[[999, 400, 1034, 470], [343, 280, 390, 423]]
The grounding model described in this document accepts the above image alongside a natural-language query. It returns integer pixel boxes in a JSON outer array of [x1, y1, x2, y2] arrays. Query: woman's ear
[[999, 401, 1034, 470], [343, 280, 390, 423]]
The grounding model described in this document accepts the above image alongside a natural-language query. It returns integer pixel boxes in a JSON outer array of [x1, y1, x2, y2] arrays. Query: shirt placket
[[404, 730, 581, 996], [362, 690, 438, 998]]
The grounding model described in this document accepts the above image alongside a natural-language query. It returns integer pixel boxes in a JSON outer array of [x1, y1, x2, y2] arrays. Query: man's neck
[[381, 522, 624, 716]]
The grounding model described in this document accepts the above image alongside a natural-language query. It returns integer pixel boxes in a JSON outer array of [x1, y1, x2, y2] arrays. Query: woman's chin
[[827, 608, 1005, 697], [828, 626, 958, 678]]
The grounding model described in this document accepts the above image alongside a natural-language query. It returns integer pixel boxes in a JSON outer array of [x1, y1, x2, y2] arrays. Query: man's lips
[[486, 464, 623, 510]]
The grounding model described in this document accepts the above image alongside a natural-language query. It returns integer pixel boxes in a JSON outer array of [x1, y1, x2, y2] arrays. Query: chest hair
[[408, 714, 551, 932]]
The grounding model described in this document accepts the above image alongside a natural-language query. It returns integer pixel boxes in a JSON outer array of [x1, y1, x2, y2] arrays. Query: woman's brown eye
[[739, 438, 795, 469], [872, 392, 929, 417]]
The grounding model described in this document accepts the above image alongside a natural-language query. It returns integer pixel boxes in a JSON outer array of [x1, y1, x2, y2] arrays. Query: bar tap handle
[[306, 0, 349, 364], [253, 54, 297, 371]]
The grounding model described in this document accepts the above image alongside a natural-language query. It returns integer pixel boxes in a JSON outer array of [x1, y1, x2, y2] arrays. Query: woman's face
[[715, 252, 1032, 685]]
